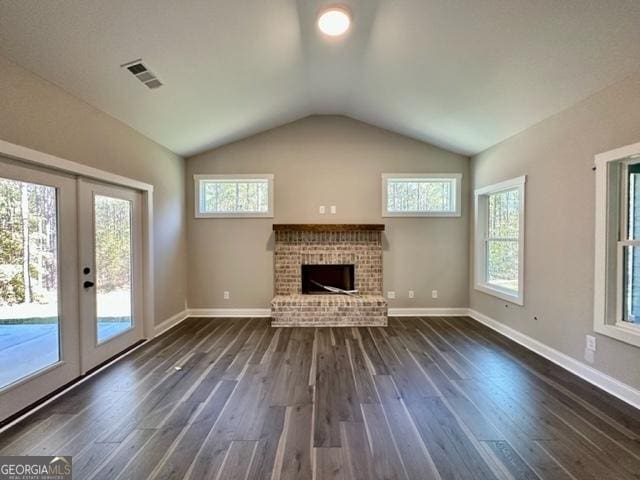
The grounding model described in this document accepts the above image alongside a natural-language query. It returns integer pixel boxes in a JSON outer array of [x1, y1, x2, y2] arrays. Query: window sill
[[475, 283, 523, 306], [594, 322, 640, 348]]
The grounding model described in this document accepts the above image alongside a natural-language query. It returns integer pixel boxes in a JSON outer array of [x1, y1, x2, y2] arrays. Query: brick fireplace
[[270, 224, 388, 327]]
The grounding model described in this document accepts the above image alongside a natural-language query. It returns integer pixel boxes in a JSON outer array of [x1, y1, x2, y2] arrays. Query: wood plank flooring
[[1, 316, 640, 479]]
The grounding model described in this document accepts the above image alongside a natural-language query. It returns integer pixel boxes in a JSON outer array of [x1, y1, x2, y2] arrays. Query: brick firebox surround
[[270, 225, 388, 327]]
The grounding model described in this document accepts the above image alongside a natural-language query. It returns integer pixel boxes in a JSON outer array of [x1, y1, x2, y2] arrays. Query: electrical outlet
[[431, 290, 438, 299], [408, 290, 415, 299], [330, 205, 337, 214], [586, 335, 596, 351], [584, 348, 595, 364], [223, 291, 230, 300], [387, 291, 396, 299], [319, 206, 326, 214]]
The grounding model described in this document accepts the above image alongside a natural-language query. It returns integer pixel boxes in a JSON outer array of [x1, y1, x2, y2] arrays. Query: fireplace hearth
[[270, 224, 388, 327]]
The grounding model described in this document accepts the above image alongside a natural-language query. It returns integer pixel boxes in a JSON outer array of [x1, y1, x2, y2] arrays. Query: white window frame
[[594, 141, 640, 348], [381, 173, 462, 217], [194, 174, 274, 218], [474, 175, 526, 306]]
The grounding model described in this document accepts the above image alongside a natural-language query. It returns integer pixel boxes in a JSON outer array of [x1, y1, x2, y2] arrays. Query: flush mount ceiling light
[[317, 7, 351, 37]]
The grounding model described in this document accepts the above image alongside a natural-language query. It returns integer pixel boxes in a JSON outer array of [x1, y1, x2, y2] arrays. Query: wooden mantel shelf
[[273, 224, 385, 232]]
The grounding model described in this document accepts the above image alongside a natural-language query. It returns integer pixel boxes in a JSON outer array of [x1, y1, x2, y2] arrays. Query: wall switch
[[408, 290, 415, 299], [431, 290, 438, 299], [319, 206, 326, 214], [223, 291, 230, 300], [586, 335, 596, 351], [387, 291, 396, 299], [330, 205, 337, 214]]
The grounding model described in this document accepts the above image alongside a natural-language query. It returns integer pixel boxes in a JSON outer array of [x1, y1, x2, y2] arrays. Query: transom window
[[194, 174, 274, 218], [474, 176, 526, 305], [382, 173, 462, 217]]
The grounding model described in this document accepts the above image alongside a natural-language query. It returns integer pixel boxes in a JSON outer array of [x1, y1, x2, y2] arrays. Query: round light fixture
[[318, 7, 351, 37]]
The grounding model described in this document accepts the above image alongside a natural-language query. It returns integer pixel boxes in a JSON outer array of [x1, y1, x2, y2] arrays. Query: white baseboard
[[154, 309, 190, 337], [388, 307, 469, 317], [187, 308, 271, 318], [187, 307, 468, 318], [467, 309, 640, 410]]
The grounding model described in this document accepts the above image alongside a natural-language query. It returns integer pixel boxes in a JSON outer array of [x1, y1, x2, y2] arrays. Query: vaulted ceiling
[[1, 0, 640, 157]]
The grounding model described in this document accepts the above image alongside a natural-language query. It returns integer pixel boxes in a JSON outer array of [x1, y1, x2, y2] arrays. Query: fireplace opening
[[301, 264, 355, 294]]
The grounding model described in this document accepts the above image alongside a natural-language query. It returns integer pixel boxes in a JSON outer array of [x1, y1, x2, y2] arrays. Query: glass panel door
[[94, 195, 133, 343], [0, 178, 60, 388], [78, 180, 143, 372], [0, 157, 80, 422]]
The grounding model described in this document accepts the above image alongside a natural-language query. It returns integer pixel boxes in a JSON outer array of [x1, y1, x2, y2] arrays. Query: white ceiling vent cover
[[121, 59, 163, 89]]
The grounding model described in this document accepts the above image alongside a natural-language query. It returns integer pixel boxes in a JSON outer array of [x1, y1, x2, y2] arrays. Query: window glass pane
[[623, 244, 640, 323], [0, 177, 60, 388], [627, 163, 640, 240], [257, 182, 268, 212], [486, 239, 519, 292], [488, 188, 519, 239], [200, 179, 269, 214], [95, 195, 133, 343], [386, 178, 455, 213]]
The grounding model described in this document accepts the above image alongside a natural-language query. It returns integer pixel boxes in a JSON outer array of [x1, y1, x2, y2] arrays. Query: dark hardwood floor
[[1, 316, 640, 479]]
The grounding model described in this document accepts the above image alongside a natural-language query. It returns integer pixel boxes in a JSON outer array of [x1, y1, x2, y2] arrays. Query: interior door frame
[[0, 139, 155, 341]]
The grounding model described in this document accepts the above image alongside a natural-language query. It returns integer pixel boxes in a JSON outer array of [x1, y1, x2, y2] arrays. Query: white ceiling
[[1, 0, 640, 157]]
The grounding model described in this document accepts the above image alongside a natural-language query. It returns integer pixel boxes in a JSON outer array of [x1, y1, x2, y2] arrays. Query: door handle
[[83, 281, 95, 289]]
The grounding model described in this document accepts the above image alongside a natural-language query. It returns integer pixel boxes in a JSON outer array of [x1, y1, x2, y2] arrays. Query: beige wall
[[0, 55, 188, 325], [471, 73, 640, 389], [187, 116, 470, 310]]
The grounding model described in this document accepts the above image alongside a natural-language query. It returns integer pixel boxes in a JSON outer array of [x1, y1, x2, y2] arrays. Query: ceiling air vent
[[121, 59, 163, 90]]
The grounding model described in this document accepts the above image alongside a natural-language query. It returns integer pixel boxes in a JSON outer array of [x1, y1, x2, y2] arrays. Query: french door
[[0, 158, 80, 421], [0, 158, 144, 421], [78, 179, 143, 372]]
